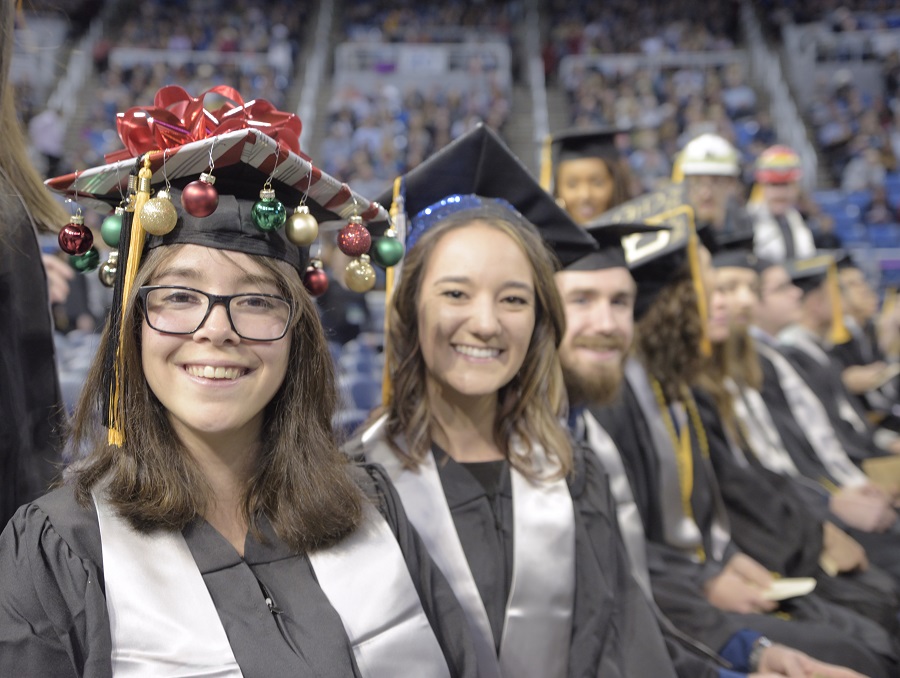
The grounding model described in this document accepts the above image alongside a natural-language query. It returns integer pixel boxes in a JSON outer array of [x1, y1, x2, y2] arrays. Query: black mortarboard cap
[[376, 123, 596, 268], [787, 253, 852, 343], [568, 220, 665, 271], [710, 225, 758, 271], [593, 186, 712, 353], [540, 126, 623, 195]]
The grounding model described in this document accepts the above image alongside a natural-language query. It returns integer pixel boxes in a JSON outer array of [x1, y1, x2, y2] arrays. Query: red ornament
[[337, 216, 372, 258], [181, 172, 219, 217], [303, 262, 329, 297], [58, 217, 94, 255]]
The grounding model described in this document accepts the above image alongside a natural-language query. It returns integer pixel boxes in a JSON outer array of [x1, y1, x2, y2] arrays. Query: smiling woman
[[0, 91, 477, 677], [354, 124, 677, 678]]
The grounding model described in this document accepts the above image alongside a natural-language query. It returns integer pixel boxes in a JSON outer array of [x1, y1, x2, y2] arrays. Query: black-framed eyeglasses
[[137, 285, 294, 341]]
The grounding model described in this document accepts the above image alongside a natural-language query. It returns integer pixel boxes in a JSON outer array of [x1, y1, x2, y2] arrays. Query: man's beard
[[561, 337, 627, 406]]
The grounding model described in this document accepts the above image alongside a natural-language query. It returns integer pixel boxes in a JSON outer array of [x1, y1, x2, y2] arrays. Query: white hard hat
[[680, 133, 740, 177]]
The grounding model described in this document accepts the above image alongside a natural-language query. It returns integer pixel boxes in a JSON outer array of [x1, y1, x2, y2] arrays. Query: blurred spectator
[[864, 184, 900, 224], [27, 104, 65, 176], [842, 145, 887, 193]]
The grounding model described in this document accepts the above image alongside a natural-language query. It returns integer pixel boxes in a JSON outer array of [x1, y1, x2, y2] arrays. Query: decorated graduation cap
[[786, 253, 851, 344], [46, 85, 390, 445], [374, 123, 596, 404], [539, 126, 623, 195], [593, 184, 711, 353]]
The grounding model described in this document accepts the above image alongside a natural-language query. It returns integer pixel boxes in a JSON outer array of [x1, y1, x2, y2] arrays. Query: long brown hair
[[698, 326, 764, 443], [0, 1, 67, 239], [69, 245, 363, 553], [383, 205, 572, 477], [636, 269, 705, 402]]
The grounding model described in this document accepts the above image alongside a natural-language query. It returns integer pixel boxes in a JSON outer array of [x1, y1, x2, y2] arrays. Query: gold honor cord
[[108, 156, 153, 446], [651, 377, 709, 562]]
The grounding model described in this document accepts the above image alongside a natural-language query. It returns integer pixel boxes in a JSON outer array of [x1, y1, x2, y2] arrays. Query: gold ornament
[[344, 254, 376, 293], [98, 250, 119, 287], [140, 189, 179, 236], [286, 205, 319, 246]]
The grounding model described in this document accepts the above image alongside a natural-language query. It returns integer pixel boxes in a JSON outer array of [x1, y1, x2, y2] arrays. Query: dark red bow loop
[[107, 85, 303, 162]]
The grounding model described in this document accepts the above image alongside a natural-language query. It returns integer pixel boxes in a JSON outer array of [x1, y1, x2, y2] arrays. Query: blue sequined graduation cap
[[374, 123, 596, 268]]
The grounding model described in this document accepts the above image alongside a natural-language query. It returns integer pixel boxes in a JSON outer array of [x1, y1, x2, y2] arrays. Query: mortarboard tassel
[[687, 220, 712, 357], [539, 134, 553, 192], [381, 176, 407, 408], [100, 171, 137, 436], [106, 156, 154, 446], [827, 260, 852, 345]]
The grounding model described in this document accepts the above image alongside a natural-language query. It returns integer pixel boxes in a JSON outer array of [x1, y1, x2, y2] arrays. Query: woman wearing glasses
[[0, 123, 475, 676]]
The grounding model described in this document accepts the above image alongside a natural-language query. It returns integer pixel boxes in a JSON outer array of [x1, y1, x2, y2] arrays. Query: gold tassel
[[827, 260, 851, 345], [539, 134, 554, 192], [687, 222, 712, 356], [671, 150, 684, 183], [108, 156, 153, 445], [380, 176, 404, 408]]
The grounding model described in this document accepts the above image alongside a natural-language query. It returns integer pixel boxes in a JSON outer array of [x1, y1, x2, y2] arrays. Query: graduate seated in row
[[697, 238, 900, 635], [0, 89, 476, 677], [588, 199, 898, 677]]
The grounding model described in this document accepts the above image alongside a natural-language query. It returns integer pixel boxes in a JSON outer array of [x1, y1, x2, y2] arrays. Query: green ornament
[[371, 230, 404, 268], [251, 187, 287, 232], [100, 208, 124, 247], [69, 247, 101, 272]]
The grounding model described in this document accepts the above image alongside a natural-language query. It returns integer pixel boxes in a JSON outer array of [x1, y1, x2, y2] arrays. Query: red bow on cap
[[106, 85, 304, 162]]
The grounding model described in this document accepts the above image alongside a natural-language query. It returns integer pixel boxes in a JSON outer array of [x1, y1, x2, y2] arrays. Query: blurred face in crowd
[[556, 266, 636, 405], [685, 174, 739, 228], [556, 157, 616, 225], [715, 266, 760, 332], [416, 221, 536, 402], [755, 264, 803, 335], [761, 181, 800, 217], [707, 274, 731, 345], [839, 266, 879, 324]]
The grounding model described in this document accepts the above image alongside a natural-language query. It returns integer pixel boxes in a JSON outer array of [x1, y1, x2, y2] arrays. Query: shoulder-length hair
[[636, 267, 705, 402], [69, 245, 363, 553], [697, 326, 763, 443], [382, 204, 572, 478], [0, 0, 67, 240]]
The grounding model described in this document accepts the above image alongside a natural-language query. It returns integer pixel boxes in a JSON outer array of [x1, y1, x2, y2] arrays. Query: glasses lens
[[229, 294, 292, 341], [144, 287, 209, 334]]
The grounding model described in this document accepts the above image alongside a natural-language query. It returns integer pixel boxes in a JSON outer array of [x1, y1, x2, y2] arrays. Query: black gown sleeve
[[568, 447, 678, 678], [0, 487, 111, 678], [693, 388, 824, 576], [358, 463, 479, 678]]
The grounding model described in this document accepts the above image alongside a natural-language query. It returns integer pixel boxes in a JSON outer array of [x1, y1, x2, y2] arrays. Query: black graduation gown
[[0, 192, 65, 526], [432, 444, 677, 678], [593, 382, 898, 677], [829, 320, 900, 430], [695, 389, 900, 634], [0, 464, 477, 678], [756, 345, 900, 592], [780, 340, 885, 465]]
